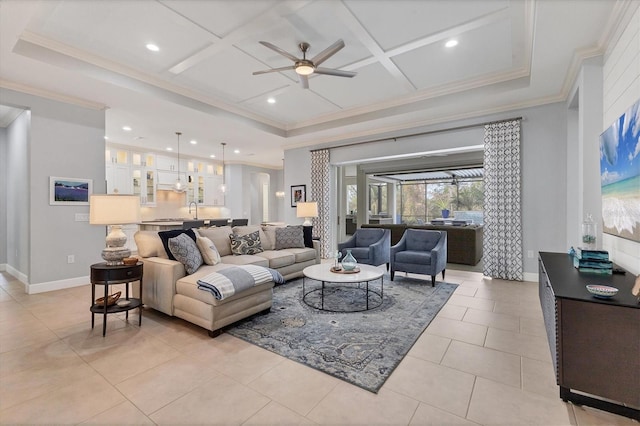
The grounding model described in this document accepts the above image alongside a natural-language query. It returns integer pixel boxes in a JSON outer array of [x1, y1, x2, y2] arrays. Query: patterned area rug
[[227, 275, 458, 393]]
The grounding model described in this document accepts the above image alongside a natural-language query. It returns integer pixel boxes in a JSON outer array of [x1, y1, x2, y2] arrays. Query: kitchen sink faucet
[[189, 201, 198, 219]]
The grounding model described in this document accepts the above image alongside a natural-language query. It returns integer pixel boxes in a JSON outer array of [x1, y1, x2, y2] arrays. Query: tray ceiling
[[0, 0, 622, 167]]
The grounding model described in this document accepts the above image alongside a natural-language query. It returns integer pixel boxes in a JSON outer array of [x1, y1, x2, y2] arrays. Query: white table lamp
[[297, 201, 318, 226], [90, 194, 141, 265]]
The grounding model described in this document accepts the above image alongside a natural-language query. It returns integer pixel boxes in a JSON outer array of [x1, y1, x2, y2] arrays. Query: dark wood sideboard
[[538, 252, 639, 420]]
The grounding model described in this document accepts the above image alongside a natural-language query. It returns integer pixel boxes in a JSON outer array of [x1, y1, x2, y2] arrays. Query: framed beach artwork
[[291, 184, 306, 207], [599, 98, 640, 243], [49, 177, 92, 205]]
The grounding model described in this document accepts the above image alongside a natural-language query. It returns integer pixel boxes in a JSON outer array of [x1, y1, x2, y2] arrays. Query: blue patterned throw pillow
[[168, 233, 203, 274], [275, 225, 305, 250], [229, 231, 263, 255]]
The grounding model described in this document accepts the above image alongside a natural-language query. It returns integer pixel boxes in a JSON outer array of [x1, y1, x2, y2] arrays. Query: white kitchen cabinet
[[106, 163, 132, 194], [131, 152, 155, 168], [156, 155, 179, 171], [132, 167, 156, 205], [105, 148, 129, 165], [157, 170, 186, 187]]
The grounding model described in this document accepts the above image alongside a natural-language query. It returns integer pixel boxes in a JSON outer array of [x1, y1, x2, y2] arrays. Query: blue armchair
[[390, 229, 447, 286], [338, 228, 390, 268]]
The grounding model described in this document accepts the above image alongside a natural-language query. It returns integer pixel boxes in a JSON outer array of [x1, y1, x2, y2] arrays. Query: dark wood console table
[[538, 252, 639, 420]]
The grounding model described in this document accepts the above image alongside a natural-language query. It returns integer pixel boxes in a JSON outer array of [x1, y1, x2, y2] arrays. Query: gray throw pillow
[[229, 231, 263, 255], [168, 233, 203, 274], [275, 225, 305, 250]]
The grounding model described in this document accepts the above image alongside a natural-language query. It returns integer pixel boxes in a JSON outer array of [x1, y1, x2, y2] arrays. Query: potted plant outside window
[[434, 199, 451, 218]]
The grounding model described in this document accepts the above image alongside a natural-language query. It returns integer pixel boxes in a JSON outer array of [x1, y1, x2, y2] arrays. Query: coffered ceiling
[[0, 0, 625, 167]]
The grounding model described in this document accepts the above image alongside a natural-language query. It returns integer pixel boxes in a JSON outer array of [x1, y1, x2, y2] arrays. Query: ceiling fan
[[252, 39, 356, 89]]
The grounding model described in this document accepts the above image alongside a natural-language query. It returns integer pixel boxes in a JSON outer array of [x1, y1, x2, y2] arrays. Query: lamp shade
[[296, 201, 318, 218], [90, 194, 141, 225]]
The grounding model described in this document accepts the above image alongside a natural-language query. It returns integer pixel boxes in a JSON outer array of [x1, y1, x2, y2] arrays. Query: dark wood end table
[[90, 262, 143, 337]]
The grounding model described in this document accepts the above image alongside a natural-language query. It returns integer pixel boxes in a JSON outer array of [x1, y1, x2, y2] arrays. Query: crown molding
[[0, 78, 106, 110]]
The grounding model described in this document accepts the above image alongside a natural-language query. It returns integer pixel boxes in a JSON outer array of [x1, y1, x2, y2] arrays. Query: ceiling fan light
[[295, 64, 314, 76]]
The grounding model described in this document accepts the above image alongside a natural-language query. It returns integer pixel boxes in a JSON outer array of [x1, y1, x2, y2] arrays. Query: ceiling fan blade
[[259, 41, 300, 62], [299, 74, 309, 89], [311, 39, 345, 66], [314, 67, 357, 78], [252, 65, 295, 75]]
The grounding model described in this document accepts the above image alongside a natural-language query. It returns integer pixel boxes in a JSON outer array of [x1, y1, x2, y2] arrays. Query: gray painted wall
[[0, 127, 7, 266], [2, 88, 106, 292], [284, 102, 569, 276]]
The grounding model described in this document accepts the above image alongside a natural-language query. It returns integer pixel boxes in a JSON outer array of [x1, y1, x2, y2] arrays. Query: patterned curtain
[[310, 149, 331, 258], [483, 119, 523, 281]]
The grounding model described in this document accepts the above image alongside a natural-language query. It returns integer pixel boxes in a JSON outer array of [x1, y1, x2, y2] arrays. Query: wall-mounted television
[[599, 98, 640, 243]]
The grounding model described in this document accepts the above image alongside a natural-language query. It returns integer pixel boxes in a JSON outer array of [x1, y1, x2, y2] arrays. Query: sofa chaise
[[133, 224, 320, 336]]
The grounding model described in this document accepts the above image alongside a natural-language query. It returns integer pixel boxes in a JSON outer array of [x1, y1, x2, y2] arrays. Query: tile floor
[[0, 268, 637, 425]]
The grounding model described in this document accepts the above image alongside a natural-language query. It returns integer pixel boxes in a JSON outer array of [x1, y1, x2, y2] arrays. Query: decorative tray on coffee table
[[330, 266, 360, 274]]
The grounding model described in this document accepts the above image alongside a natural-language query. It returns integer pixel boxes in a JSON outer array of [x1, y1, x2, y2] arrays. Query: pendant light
[[173, 131, 185, 193], [220, 142, 227, 193]]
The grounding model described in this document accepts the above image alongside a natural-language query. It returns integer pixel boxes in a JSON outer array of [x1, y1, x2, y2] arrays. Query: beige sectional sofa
[[133, 225, 320, 336]]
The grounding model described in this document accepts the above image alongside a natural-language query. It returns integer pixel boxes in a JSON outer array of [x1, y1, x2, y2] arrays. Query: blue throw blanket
[[197, 265, 284, 300]]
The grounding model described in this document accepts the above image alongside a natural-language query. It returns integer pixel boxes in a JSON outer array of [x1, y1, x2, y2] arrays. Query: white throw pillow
[[196, 235, 221, 265]]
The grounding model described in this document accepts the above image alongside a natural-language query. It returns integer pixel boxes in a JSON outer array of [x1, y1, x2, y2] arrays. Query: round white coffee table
[[302, 263, 384, 312]]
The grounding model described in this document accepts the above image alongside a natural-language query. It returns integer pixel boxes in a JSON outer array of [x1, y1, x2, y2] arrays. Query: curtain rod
[[310, 116, 523, 152]]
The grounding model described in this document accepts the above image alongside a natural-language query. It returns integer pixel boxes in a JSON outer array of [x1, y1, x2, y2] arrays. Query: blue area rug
[[227, 275, 458, 393]]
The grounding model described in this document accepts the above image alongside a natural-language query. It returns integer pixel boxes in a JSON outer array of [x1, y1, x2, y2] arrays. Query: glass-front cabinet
[[132, 167, 155, 205]]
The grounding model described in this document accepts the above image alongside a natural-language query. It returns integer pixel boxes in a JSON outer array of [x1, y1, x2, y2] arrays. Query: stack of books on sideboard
[[572, 248, 613, 274]]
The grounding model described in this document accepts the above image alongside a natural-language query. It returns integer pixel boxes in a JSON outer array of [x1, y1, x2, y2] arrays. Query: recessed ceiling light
[[234, 149, 240, 154], [445, 39, 458, 48], [267, 98, 276, 104], [166, 147, 173, 151], [146, 43, 159, 52], [190, 140, 197, 145], [104, 136, 108, 140], [122, 126, 132, 131], [210, 154, 216, 158]]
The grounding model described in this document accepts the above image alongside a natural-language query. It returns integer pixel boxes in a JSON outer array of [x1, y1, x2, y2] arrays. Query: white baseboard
[[0, 263, 5, 272], [523, 271, 538, 283], [5, 264, 29, 292], [27, 276, 90, 294]]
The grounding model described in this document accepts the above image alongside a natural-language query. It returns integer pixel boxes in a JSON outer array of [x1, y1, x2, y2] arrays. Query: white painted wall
[[284, 103, 569, 276], [2, 88, 106, 293], [600, 5, 640, 274], [225, 163, 284, 224]]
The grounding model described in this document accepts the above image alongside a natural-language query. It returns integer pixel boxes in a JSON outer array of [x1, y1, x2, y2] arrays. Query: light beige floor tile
[[80, 400, 154, 424], [84, 331, 181, 384], [519, 315, 548, 337], [454, 285, 478, 297], [467, 377, 574, 425], [408, 332, 451, 364], [116, 354, 221, 415], [0, 355, 96, 410], [243, 401, 315, 425], [307, 381, 419, 425], [0, 325, 59, 353], [139, 315, 213, 349], [484, 328, 551, 362], [384, 356, 475, 418], [441, 340, 521, 388], [0, 373, 126, 424], [571, 404, 638, 425], [150, 374, 270, 424], [409, 403, 479, 425], [0, 338, 80, 378], [0, 289, 14, 302], [521, 356, 557, 398], [462, 308, 520, 332], [189, 336, 285, 384], [493, 299, 543, 320], [248, 359, 340, 416], [437, 304, 468, 321], [425, 317, 488, 346], [448, 294, 495, 311]]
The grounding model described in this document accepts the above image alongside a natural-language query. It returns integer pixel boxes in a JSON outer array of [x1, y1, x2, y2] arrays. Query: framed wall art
[[599, 98, 640, 243], [291, 184, 306, 207], [49, 176, 93, 205]]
